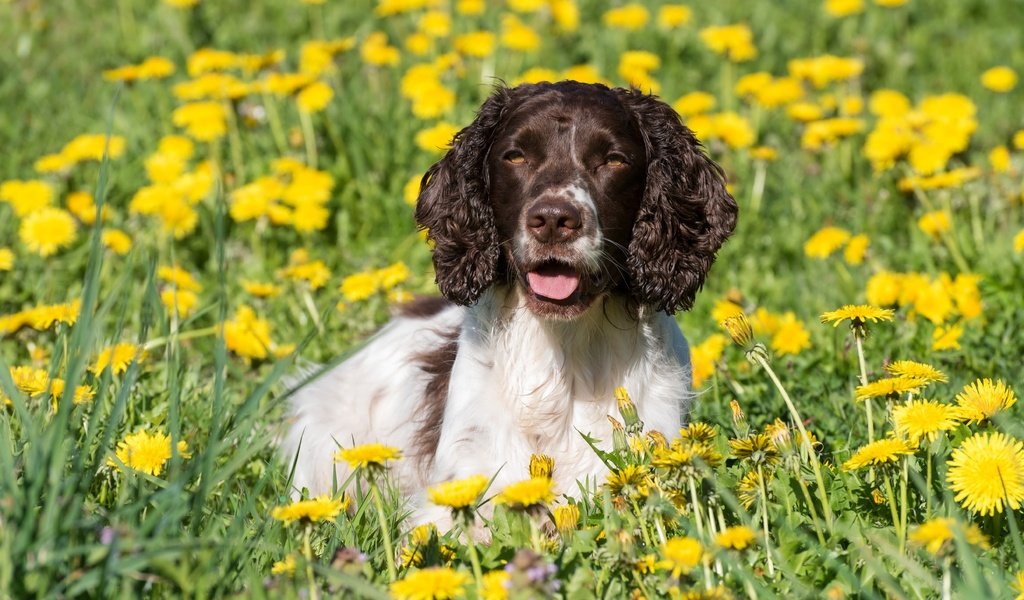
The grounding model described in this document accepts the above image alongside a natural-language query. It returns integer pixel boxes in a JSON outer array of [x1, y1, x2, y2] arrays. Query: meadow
[[1, 0, 1023, 597]]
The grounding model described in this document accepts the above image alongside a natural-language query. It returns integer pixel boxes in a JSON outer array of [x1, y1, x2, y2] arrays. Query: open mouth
[[526, 261, 584, 304]]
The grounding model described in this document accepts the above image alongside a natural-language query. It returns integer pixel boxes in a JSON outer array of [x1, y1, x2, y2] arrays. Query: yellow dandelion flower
[[660, 536, 704, 577], [954, 378, 1017, 424], [271, 495, 348, 525], [885, 360, 947, 383], [553, 504, 580, 533], [222, 305, 274, 360], [981, 66, 1018, 93], [340, 271, 381, 302], [481, 570, 509, 600], [270, 554, 296, 576], [843, 233, 869, 265], [157, 264, 203, 293], [604, 465, 653, 499], [917, 210, 951, 239], [495, 476, 555, 509], [101, 229, 132, 255], [1015, 230, 1024, 254], [427, 475, 489, 510], [690, 334, 727, 388], [0, 247, 13, 271], [820, 304, 894, 328], [242, 280, 282, 298], [948, 431, 1024, 516], [92, 343, 147, 375], [990, 145, 1011, 173], [842, 437, 915, 471], [932, 323, 963, 351], [909, 517, 989, 555], [729, 433, 780, 466], [658, 5, 692, 28], [770, 312, 811, 356], [335, 443, 402, 471], [804, 226, 851, 259], [892, 399, 960, 445], [172, 101, 228, 141], [161, 289, 199, 318], [0, 179, 53, 216], [376, 262, 410, 289], [296, 81, 334, 113], [603, 4, 649, 30], [855, 376, 928, 401], [415, 122, 459, 154], [111, 430, 187, 476], [390, 567, 469, 600], [737, 469, 765, 509], [715, 525, 757, 550], [824, 0, 864, 17], [1013, 572, 1024, 600], [453, 31, 496, 58], [8, 365, 50, 396], [19, 207, 77, 257], [699, 24, 757, 62], [277, 258, 331, 290], [529, 453, 554, 479]]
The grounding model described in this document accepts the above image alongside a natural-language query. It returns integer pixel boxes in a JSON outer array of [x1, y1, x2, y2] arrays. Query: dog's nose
[[526, 199, 582, 243]]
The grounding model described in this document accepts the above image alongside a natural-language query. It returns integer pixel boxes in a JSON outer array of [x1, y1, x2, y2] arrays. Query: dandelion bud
[[529, 453, 555, 480], [722, 314, 753, 348], [730, 399, 749, 437], [745, 342, 771, 366], [871, 489, 886, 505], [615, 386, 641, 428], [553, 504, 580, 534], [608, 415, 628, 452], [765, 418, 792, 454], [647, 430, 669, 450]]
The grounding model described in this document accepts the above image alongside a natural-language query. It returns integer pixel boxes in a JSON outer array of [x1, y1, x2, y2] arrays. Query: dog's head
[[416, 81, 738, 319]]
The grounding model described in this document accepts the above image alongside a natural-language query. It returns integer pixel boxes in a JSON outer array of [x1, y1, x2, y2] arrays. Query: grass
[[1, 0, 1023, 597]]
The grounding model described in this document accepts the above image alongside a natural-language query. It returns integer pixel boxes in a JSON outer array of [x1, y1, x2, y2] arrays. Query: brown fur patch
[[396, 296, 452, 319], [411, 328, 459, 473]]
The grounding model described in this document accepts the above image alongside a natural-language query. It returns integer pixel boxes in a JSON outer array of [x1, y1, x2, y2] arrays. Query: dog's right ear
[[415, 87, 511, 306]]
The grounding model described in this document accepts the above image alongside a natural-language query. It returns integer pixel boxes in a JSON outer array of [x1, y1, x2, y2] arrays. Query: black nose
[[526, 199, 582, 243]]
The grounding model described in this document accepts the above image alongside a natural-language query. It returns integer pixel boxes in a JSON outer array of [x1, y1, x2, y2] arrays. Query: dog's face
[[416, 82, 738, 319], [487, 88, 648, 318]]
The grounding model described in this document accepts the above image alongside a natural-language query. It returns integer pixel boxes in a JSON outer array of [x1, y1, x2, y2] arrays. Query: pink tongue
[[527, 268, 580, 300]]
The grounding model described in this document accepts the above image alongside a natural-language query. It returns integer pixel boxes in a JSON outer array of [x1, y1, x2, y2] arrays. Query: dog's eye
[[604, 154, 628, 168], [504, 151, 526, 165]]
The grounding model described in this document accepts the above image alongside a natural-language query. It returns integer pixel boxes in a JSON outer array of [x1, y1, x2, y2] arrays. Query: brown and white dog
[[283, 81, 737, 525]]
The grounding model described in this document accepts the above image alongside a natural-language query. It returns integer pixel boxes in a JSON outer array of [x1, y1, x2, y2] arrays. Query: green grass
[[2, 0, 1024, 597]]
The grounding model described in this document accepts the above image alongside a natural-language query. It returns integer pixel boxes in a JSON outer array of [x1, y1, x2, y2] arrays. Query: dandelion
[[92, 343, 147, 375], [804, 226, 851, 258], [453, 31, 495, 58], [19, 207, 77, 256], [948, 432, 1024, 516], [680, 422, 718, 444], [891, 400, 960, 445], [931, 323, 963, 351], [334, 443, 402, 472], [917, 210, 952, 239], [699, 24, 757, 62], [101, 229, 132, 255], [855, 377, 928, 401], [954, 378, 1017, 424], [340, 271, 380, 302], [296, 81, 333, 113], [824, 0, 864, 17], [659, 536, 704, 577], [770, 313, 811, 356], [657, 5, 692, 28], [715, 525, 757, 550], [1015, 230, 1024, 254], [885, 360, 947, 383], [820, 304, 894, 331], [553, 504, 580, 534], [390, 567, 470, 600], [721, 314, 753, 348], [428, 474, 489, 510], [909, 518, 989, 555], [604, 465, 652, 499], [730, 433, 780, 466], [0, 248, 13, 271], [603, 4, 649, 30], [270, 554, 296, 576], [415, 122, 459, 153], [981, 66, 1018, 92], [271, 495, 348, 525], [528, 454, 554, 479], [111, 430, 189, 476], [842, 437, 915, 471]]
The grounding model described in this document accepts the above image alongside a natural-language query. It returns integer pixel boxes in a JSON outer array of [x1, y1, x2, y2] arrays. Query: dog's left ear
[[617, 90, 739, 313]]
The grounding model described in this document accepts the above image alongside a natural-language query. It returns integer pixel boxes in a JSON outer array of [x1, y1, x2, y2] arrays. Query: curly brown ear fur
[[414, 88, 511, 305], [617, 89, 739, 313]]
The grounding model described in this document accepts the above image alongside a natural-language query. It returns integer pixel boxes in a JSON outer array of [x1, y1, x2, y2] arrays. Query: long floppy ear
[[617, 90, 739, 313], [414, 87, 511, 305]]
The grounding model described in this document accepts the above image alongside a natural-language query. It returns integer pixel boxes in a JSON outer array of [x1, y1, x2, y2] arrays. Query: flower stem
[[370, 482, 397, 582], [752, 353, 834, 529], [299, 108, 318, 169], [459, 514, 484, 597], [756, 465, 775, 577], [899, 457, 909, 554], [687, 476, 705, 539], [854, 334, 874, 443], [925, 451, 933, 519], [630, 497, 654, 549], [143, 325, 218, 350], [882, 475, 901, 550], [303, 524, 319, 600]]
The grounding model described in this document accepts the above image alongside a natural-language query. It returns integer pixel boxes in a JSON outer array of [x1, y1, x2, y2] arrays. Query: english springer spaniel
[[283, 81, 737, 524]]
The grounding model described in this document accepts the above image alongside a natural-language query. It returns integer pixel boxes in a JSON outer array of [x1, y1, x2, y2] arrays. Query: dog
[[283, 81, 737, 525]]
